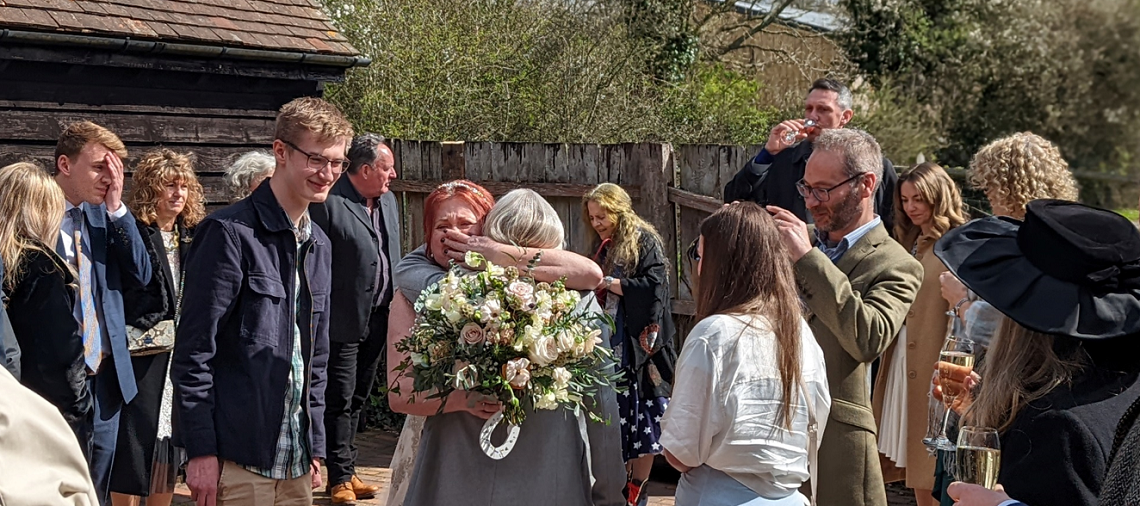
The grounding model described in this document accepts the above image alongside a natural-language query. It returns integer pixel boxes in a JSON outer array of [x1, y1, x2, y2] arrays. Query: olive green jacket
[[796, 222, 923, 505]]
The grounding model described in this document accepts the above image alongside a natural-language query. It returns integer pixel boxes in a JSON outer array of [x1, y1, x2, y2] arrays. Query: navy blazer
[[82, 204, 153, 403], [309, 177, 401, 343], [172, 182, 331, 467]]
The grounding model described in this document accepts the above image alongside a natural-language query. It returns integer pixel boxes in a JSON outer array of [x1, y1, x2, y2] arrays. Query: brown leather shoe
[[330, 482, 357, 504], [350, 475, 381, 499]]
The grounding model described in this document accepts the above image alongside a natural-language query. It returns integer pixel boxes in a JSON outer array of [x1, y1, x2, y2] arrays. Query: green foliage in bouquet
[[393, 252, 620, 426]]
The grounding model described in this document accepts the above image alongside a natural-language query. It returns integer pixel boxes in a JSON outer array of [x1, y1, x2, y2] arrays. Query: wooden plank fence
[[384, 140, 765, 332], [2, 127, 1135, 329]]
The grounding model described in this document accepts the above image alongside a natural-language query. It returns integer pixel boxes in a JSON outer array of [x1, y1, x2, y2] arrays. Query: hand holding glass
[[932, 335, 975, 451], [782, 119, 817, 144], [955, 426, 1001, 489]]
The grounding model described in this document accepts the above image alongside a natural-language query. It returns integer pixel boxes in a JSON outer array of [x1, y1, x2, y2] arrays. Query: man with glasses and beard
[[768, 128, 922, 506]]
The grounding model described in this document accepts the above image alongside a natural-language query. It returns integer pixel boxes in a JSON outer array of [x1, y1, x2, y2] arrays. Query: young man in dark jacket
[[173, 97, 352, 506]]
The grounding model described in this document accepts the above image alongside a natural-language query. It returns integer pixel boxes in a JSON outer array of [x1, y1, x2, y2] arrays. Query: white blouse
[[660, 314, 831, 498]]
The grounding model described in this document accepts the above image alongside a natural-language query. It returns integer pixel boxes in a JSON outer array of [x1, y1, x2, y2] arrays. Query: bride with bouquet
[[387, 189, 626, 506]]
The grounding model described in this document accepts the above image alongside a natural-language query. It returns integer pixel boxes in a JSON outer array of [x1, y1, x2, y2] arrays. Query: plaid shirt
[[246, 213, 312, 480]]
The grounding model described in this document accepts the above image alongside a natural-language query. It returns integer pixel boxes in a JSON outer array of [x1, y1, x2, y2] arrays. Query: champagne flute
[[782, 119, 817, 144], [932, 333, 975, 451], [954, 426, 1002, 489], [922, 370, 947, 453]]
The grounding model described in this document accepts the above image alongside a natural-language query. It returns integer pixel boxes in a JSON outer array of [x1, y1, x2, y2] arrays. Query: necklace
[[162, 228, 179, 252]]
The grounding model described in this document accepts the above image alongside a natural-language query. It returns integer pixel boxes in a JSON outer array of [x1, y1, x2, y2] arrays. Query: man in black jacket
[[723, 78, 898, 232], [310, 133, 401, 504], [174, 97, 349, 506]]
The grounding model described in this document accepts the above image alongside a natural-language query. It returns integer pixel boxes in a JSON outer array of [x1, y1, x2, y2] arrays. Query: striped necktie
[[69, 207, 101, 373]]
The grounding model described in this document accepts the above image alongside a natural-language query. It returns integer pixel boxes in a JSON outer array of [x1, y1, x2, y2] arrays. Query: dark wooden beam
[[0, 45, 349, 82], [0, 109, 274, 145]]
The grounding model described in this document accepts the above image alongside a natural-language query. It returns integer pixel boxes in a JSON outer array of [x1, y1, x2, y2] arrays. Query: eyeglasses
[[795, 173, 863, 202], [281, 139, 349, 174], [686, 238, 700, 262]]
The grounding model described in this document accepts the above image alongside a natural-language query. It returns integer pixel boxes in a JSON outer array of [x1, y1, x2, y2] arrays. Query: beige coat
[[796, 223, 923, 506], [872, 232, 951, 489], [0, 367, 99, 505]]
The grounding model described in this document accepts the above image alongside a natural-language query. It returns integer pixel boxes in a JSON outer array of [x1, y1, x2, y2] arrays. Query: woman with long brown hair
[[660, 202, 830, 506], [873, 162, 967, 506], [110, 148, 205, 506]]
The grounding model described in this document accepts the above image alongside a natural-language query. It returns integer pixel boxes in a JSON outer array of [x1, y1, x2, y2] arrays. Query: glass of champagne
[[932, 334, 975, 451], [782, 119, 817, 144], [955, 426, 1002, 489]]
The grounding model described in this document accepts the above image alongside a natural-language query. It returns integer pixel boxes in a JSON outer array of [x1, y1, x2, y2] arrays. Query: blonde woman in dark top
[[583, 183, 678, 506], [0, 162, 88, 435]]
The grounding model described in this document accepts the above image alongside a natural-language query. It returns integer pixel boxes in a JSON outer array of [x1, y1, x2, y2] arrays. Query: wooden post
[[441, 141, 466, 181], [629, 142, 677, 298]]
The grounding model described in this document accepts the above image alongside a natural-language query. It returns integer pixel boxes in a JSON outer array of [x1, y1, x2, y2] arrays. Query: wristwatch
[[602, 276, 615, 289]]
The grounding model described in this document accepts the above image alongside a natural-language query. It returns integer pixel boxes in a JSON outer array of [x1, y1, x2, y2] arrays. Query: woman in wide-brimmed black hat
[[933, 199, 1140, 506]]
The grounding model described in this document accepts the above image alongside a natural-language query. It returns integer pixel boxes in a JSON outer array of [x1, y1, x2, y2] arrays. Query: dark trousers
[[77, 362, 124, 506], [324, 309, 388, 486]]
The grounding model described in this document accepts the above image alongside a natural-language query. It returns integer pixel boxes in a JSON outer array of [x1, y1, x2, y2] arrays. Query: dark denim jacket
[[172, 182, 331, 468]]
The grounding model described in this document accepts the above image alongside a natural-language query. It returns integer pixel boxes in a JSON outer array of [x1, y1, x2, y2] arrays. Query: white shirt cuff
[[997, 500, 1023, 506], [107, 204, 129, 220]]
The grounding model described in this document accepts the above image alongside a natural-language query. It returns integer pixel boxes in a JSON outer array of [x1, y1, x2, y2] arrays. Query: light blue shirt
[[815, 216, 882, 263]]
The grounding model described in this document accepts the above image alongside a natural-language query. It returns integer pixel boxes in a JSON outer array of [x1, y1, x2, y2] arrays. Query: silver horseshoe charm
[[479, 411, 521, 460]]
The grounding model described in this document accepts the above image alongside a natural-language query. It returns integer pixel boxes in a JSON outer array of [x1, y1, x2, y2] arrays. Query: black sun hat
[[934, 199, 1140, 340]]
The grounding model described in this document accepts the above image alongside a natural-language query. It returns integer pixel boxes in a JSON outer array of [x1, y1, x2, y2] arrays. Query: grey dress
[[400, 289, 625, 506]]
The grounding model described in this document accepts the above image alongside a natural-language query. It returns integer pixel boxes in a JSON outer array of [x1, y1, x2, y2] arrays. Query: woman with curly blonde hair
[[873, 163, 967, 506], [110, 148, 204, 506], [582, 183, 677, 506], [932, 133, 1082, 506], [968, 132, 1080, 219]]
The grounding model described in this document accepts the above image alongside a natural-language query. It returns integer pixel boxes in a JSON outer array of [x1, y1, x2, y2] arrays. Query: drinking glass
[[782, 119, 817, 144], [954, 426, 1002, 489], [922, 370, 947, 454], [931, 333, 975, 451]]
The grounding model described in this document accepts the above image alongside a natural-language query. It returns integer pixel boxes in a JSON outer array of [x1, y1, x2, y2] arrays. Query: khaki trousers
[[217, 460, 312, 506]]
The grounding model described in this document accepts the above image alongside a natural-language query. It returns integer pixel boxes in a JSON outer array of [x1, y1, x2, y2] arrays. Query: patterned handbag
[[127, 276, 184, 357], [127, 319, 175, 356]]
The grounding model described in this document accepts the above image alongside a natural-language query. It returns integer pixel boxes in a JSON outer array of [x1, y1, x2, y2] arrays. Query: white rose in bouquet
[[552, 367, 572, 389], [507, 281, 535, 308], [528, 334, 560, 366], [555, 329, 576, 354]]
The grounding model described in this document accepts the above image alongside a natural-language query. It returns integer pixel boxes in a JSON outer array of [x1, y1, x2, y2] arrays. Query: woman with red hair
[[385, 180, 606, 506]]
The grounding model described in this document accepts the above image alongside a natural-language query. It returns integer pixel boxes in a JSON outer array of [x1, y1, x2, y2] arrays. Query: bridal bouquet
[[394, 252, 618, 430]]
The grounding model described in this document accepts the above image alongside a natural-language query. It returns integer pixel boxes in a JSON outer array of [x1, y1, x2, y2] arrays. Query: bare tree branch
[[715, 0, 797, 55]]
